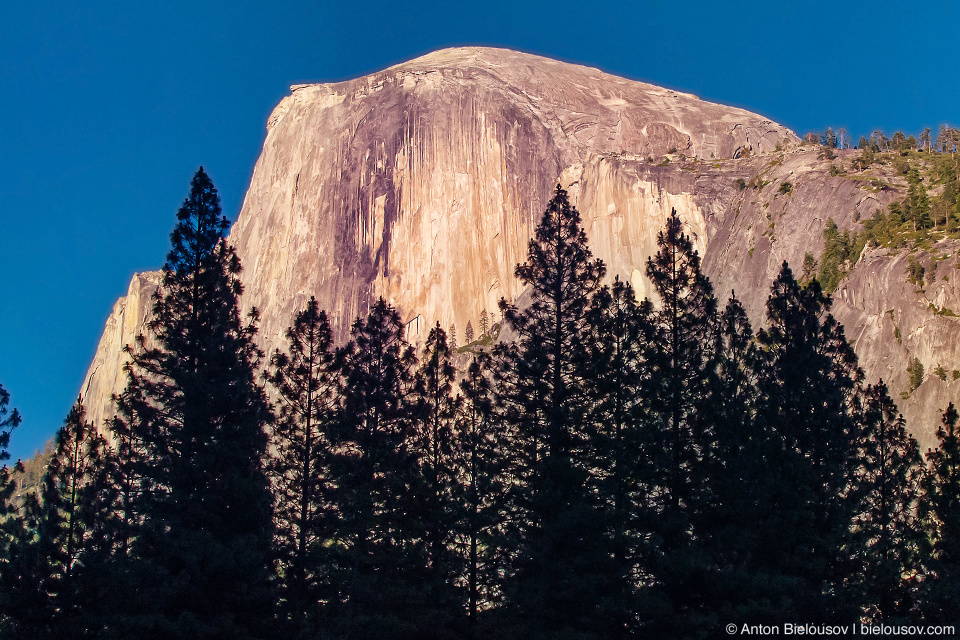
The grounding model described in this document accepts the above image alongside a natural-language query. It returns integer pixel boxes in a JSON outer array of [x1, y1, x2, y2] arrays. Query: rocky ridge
[[80, 47, 959, 449]]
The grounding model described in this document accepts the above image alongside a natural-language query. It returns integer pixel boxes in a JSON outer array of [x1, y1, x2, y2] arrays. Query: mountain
[[79, 47, 960, 450]]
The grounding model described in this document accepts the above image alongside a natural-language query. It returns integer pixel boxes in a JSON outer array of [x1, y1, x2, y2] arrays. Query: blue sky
[[1, 0, 957, 461]]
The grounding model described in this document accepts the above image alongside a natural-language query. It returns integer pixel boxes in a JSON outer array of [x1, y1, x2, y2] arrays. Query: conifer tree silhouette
[[412, 323, 460, 631], [497, 185, 613, 637], [112, 168, 274, 639], [328, 298, 426, 638], [644, 209, 718, 514], [848, 381, 925, 620], [453, 352, 507, 625], [265, 296, 338, 632], [0, 383, 21, 531], [922, 402, 960, 622], [754, 264, 861, 618], [587, 276, 654, 630], [0, 383, 25, 634], [642, 209, 719, 636]]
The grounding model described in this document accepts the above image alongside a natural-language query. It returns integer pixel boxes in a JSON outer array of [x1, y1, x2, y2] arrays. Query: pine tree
[[922, 403, 960, 622], [264, 297, 338, 633], [586, 276, 654, 629], [453, 352, 508, 625], [754, 264, 861, 618], [0, 383, 24, 635], [0, 383, 21, 530], [641, 208, 719, 635], [700, 294, 786, 622], [328, 297, 426, 638], [412, 323, 461, 632], [847, 382, 925, 621], [465, 320, 475, 344], [496, 184, 612, 637], [479, 309, 489, 337], [28, 402, 113, 637], [645, 209, 718, 514], [0, 400, 117, 638], [112, 168, 275, 639]]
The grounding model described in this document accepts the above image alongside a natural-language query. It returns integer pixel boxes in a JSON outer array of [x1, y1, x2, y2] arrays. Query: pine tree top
[[166, 167, 231, 278]]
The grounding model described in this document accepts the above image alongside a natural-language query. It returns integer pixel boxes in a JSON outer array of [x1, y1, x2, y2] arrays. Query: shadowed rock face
[[79, 47, 954, 446]]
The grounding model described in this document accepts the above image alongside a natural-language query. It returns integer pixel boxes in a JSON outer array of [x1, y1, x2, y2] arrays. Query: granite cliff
[[80, 47, 958, 449]]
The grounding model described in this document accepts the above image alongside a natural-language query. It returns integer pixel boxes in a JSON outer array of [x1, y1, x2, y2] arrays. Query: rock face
[[832, 241, 960, 452], [79, 47, 953, 447]]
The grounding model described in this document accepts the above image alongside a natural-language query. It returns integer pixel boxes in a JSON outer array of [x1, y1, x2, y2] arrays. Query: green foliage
[[893, 155, 910, 174], [801, 252, 818, 282], [935, 364, 949, 381], [853, 151, 960, 250], [818, 218, 863, 293], [778, 181, 793, 195], [907, 255, 926, 287], [907, 357, 925, 392], [821, 127, 837, 148], [735, 177, 746, 190]]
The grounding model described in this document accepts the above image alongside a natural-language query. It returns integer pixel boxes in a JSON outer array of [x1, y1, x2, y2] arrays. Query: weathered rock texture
[[833, 241, 960, 452], [80, 47, 954, 447]]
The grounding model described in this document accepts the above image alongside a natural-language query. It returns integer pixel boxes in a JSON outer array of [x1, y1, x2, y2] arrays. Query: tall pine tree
[[586, 276, 655, 632], [328, 298, 427, 639], [453, 352, 508, 627], [413, 322, 460, 629], [640, 209, 719, 637], [0, 384, 24, 637], [699, 294, 785, 624], [112, 168, 274, 639], [23, 401, 112, 638], [922, 403, 960, 622], [265, 297, 339, 634], [644, 209, 718, 515], [755, 265, 861, 619], [848, 382, 925, 621], [0, 383, 21, 537], [496, 184, 614, 638]]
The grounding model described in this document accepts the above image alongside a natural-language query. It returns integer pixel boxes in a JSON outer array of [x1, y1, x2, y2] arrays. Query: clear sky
[[1, 0, 957, 461]]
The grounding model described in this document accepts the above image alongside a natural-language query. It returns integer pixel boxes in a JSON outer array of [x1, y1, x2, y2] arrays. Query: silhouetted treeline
[[1, 173, 959, 639]]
